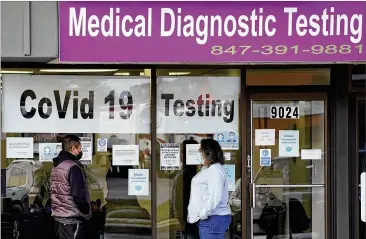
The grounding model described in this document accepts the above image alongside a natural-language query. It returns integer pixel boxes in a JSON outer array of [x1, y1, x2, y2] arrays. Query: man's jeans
[[197, 215, 231, 239]]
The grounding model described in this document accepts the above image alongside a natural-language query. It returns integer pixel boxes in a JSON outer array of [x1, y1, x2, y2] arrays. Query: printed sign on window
[[279, 130, 300, 157], [112, 145, 139, 166], [186, 144, 202, 165], [6, 137, 34, 159], [39, 143, 62, 162], [128, 169, 149, 196], [160, 143, 180, 170], [260, 149, 272, 167], [80, 137, 93, 164]]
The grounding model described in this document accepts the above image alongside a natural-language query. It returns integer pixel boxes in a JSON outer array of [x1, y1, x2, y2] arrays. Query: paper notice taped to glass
[[128, 169, 149, 196], [186, 144, 202, 165], [160, 143, 180, 170], [279, 130, 299, 157], [113, 145, 139, 166], [301, 149, 322, 160], [255, 129, 276, 146], [80, 137, 93, 164], [6, 137, 34, 159]]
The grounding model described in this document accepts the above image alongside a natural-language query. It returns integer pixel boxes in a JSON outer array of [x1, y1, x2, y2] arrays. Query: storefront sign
[[59, 1, 366, 63], [2, 75, 150, 134], [3, 75, 238, 134], [157, 76, 239, 134]]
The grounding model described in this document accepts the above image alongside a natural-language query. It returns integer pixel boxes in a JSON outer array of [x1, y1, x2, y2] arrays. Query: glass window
[[247, 69, 331, 86], [156, 69, 242, 238], [1, 70, 152, 238]]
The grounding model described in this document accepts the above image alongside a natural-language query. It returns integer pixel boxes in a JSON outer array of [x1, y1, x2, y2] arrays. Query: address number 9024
[[270, 106, 299, 119]]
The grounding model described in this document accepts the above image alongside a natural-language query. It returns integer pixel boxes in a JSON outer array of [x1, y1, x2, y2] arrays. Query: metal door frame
[[246, 93, 328, 239]]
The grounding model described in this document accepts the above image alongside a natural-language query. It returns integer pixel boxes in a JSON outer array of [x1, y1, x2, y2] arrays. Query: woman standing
[[187, 138, 231, 239]]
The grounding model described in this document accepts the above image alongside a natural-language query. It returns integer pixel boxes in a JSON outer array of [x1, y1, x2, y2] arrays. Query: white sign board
[[260, 149, 272, 167], [223, 164, 235, 191], [112, 145, 139, 166], [301, 149, 322, 160], [128, 169, 149, 196], [80, 137, 93, 164], [279, 130, 300, 157], [160, 143, 180, 170], [97, 138, 108, 152], [157, 76, 240, 134], [224, 152, 231, 161], [255, 129, 276, 146], [6, 137, 34, 158], [186, 144, 202, 165], [2, 75, 150, 134], [39, 143, 62, 161]]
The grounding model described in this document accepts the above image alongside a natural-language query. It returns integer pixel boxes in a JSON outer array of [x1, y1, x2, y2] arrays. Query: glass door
[[357, 99, 366, 239], [249, 96, 326, 239]]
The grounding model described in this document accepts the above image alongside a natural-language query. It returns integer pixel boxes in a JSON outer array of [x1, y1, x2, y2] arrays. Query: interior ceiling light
[[1, 70, 34, 74], [114, 72, 130, 76], [40, 69, 118, 73], [168, 72, 191, 76]]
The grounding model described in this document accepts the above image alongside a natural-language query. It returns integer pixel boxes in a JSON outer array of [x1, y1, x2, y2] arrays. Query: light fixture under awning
[[1, 70, 34, 74], [39, 69, 118, 73]]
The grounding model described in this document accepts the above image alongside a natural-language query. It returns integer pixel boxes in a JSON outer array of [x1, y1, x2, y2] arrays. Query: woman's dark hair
[[199, 138, 225, 166]]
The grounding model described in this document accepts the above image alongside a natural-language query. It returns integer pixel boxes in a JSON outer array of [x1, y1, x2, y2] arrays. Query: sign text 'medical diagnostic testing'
[[59, 2, 366, 63]]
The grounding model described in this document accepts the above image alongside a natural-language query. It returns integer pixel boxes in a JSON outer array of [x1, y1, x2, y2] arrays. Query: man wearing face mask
[[50, 134, 91, 239]]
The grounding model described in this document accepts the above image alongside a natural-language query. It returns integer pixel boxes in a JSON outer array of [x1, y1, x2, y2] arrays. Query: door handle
[[12, 192, 16, 196], [306, 164, 317, 178]]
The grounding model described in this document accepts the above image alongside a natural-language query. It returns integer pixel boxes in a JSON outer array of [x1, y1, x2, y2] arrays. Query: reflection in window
[[156, 69, 242, 238], [1, 71, 152, 238]]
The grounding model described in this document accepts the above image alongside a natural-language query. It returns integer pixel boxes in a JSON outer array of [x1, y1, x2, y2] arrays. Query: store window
[[155, 69, 242, 238], [1, 70, 152, 238]]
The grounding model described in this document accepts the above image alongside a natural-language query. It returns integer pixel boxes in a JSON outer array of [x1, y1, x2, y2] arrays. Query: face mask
[[76, 151, 83, 160]]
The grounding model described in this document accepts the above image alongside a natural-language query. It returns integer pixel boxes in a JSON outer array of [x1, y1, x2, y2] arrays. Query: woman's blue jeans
[[197, 215, 231, 239]]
